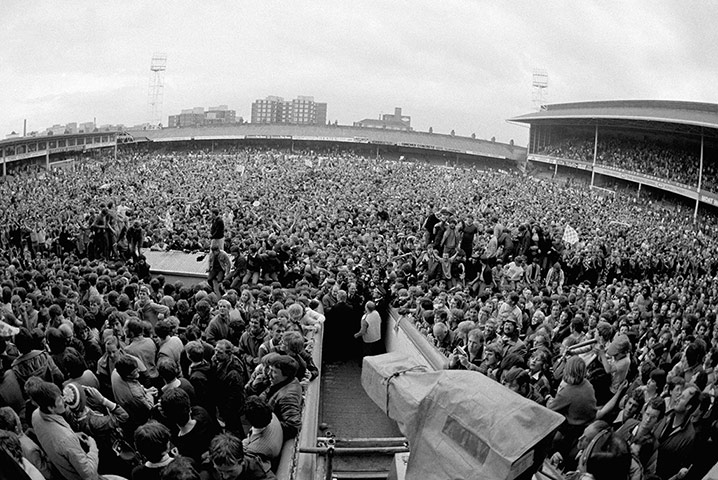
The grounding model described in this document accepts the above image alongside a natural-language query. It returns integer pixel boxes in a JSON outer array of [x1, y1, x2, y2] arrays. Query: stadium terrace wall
[[527, 153, 718, 208], [126, 123, 526, 167], [0, 131, 119, 175]]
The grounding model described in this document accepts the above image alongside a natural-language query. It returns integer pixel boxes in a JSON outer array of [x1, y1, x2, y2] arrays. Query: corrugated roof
[[508, 100, 718, 130]]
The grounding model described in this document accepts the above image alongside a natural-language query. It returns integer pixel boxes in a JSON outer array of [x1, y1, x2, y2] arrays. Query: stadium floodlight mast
[[532, 69, 549, 111], [147, 53, 168, 127]]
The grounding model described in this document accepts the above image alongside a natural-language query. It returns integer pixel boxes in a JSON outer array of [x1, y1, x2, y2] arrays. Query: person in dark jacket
[[261, 355, 302, 440], [185, 341, 214, 415], [11, 328, 64, 388], [160, 388, 218, 465], [211, 340, 247, 438], [647, 384, 699, 480], [210, 208, 225, 252]]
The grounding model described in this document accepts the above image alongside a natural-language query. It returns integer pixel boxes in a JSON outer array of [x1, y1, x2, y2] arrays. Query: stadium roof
[[508, 100, 718, 137], [129, 123, 525, 160]]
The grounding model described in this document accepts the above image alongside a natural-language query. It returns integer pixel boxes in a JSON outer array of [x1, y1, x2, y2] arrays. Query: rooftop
[[509, 100, 718, 136]]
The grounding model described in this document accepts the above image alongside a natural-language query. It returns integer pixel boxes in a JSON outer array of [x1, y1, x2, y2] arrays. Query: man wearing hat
[[598, 334, 632, 395]]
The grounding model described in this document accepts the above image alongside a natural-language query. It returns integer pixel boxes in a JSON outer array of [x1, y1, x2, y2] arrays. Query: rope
[[383, 365, 427, 416]]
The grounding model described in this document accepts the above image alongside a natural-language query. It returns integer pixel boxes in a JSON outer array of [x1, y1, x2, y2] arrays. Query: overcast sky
[[2, 1, 717, 145]]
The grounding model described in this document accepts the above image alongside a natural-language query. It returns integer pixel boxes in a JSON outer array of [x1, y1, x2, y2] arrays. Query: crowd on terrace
[[0, 145, 718, 479], [538, 137, 712, 191]]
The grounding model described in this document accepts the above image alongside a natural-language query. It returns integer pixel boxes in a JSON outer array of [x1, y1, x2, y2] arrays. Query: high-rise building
[[250, 96, 327, 125]]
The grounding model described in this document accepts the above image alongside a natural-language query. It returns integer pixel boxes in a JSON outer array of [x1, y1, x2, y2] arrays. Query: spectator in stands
[[112, 355, 157, 432], [0, 430, 45, 480], [261, 355, 302, 440], [649, 384, 700, 480], [547, 356, 597, 460], [184, 340, 214, 415], [29, 380, 102, 480], [160, 388, 218, 465], [211, 339, 247, 438], [207, 432, 276, 480], [132, 421, 175, 480], [242, 395, 283, 463], [205, 299, 232, 345], [0, 406, 53, 479]]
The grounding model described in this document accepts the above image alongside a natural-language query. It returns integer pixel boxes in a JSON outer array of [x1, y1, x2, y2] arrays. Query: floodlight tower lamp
[[148, 53, 168, 126]]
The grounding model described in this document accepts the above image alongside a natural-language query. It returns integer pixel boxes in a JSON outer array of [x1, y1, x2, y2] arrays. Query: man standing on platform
[[210, 208, 225, 251]]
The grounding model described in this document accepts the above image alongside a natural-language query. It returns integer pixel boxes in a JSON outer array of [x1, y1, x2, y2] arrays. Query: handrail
[[300, 446, 410, 455], [391, 310, 450, 371]]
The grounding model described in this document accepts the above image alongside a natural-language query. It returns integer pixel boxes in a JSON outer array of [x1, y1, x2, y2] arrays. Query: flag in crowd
[[563, 224, 579, 245]]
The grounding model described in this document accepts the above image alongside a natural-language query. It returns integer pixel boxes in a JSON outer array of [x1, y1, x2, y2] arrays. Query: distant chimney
[[394, 107, 402, 118]]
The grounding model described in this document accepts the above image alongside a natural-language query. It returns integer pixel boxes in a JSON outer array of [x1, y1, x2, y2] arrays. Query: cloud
[[2, 1, 718, 143]]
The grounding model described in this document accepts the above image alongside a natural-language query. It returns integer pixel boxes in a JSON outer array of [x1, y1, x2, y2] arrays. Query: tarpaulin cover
[[362, 352, 565, 480]]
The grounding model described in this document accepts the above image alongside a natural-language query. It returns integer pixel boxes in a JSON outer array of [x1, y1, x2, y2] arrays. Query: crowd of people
[[1, 144, 718, 479], [538, 137, 710, 191]]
